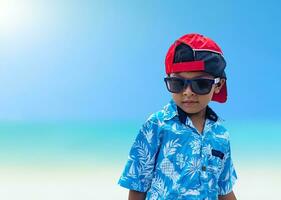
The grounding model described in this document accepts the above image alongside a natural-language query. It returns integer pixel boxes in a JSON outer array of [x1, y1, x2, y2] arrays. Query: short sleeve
[[218, 142, 237, 195], [118, 116, 160, 192]]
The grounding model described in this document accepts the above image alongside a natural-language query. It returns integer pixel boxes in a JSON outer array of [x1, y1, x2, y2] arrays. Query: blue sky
[[0, 0, 280, 121]]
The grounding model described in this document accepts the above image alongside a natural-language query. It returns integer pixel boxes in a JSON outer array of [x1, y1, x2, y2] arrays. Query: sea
[[0, 120, 280, 199]]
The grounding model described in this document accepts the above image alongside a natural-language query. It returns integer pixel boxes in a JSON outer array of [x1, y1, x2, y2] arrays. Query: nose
[[182, 84, 195, 96]]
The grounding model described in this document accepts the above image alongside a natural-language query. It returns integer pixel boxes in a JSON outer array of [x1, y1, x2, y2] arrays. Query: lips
[[182, 100, 198, 104], [181, 100, 198, 107]]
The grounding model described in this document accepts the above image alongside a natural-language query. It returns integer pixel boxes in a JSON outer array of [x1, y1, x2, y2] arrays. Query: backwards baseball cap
[[165, 33, 228, 103]]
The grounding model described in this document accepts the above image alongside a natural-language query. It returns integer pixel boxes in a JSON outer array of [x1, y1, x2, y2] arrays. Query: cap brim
[[212, 82, 227, 103]]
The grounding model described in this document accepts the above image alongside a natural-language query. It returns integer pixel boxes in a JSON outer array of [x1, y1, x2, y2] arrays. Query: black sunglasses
[[164, 76, 220, 95]]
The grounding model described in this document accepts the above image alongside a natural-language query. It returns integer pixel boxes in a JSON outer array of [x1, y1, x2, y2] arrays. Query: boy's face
[[170, 71, 225, 115]]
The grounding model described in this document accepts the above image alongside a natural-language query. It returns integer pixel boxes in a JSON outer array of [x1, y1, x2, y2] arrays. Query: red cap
[[165, 33, 227, 103]]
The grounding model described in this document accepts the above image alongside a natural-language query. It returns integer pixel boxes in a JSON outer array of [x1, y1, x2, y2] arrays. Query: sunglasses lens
[[191, 79, 214, 94], [165, 78, 185, 93]]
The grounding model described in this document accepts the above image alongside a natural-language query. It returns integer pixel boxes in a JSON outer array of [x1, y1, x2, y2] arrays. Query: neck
[[187, 107, 207, 134]]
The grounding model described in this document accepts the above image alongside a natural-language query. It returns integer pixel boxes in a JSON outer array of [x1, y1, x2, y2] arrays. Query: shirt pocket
[[207, 149, 225, 180]]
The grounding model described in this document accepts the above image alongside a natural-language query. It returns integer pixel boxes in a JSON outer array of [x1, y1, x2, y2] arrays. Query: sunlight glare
[[0, 0, 33, 37]]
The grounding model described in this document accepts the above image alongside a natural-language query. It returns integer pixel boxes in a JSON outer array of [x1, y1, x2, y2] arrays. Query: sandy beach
[[0, 163, 280, 200]]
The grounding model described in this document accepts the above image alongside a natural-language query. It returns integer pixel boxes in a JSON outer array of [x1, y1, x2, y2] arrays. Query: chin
[[183, 108, 201, 115], [180, 103, 207, 116], [179, 105, 198, 114]]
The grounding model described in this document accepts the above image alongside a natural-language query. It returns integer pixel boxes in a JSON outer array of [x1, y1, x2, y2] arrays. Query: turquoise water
[[224, 120, 281, 166], [0, 121, 139, 168], [0, 120, 280, 168]]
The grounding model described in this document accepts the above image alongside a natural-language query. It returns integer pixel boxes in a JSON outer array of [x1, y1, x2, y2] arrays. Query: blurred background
[[0, 0, 280, 199]]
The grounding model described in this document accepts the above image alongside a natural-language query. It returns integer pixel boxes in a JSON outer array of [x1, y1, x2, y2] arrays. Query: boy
[[118, 33, 237, 200]]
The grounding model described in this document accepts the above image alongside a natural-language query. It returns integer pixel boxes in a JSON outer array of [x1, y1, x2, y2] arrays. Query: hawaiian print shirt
[[118, 99, 237, 200]]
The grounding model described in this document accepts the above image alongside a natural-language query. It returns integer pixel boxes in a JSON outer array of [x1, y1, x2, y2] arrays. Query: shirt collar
[[162, 99, 178, 121]]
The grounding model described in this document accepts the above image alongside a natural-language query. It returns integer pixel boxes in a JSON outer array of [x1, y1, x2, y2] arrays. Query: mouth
[[182, 100, 198, 104], [182, 100, 198, 106]]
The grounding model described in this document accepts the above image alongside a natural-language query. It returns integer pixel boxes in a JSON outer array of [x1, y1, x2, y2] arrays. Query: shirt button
[[202, 166, 206, 171]]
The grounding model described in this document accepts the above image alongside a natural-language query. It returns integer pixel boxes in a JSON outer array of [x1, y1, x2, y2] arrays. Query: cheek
[[172, 93, 181, 102], [199, 89, 215, 104]]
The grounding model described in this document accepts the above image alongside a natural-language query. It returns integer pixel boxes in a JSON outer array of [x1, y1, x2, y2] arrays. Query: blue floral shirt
[[118, 99, 237, 200]]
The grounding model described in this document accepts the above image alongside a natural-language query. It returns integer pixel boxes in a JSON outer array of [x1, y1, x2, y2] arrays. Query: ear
[[214, 79, 225, 94]]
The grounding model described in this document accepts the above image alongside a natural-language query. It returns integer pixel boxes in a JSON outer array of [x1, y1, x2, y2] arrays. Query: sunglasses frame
[[164, 76, 220, 95]]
